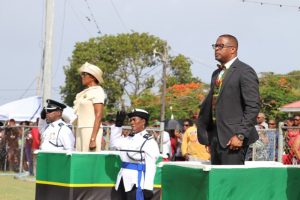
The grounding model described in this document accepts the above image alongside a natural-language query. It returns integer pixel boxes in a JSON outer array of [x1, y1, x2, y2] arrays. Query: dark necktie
[[215, 64, 226, 88], [128, 132, 135, 137], [217, 64, 226, 70], [212, 64, 226, 123]]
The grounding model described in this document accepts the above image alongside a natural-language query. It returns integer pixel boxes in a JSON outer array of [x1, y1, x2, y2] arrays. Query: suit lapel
[[217, 59, 239, 100]]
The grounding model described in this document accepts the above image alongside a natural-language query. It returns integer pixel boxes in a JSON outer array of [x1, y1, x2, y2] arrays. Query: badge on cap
[[46, 99, 66, 112], [127, 108, 149, 121]]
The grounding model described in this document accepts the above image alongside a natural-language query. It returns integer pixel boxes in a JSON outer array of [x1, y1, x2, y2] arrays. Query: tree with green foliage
[[132, 82, 207, 121], [259, 72, 300, 121], [131, 89, 161, 121], [61, 32, 166, 108], [167, 54, 201, 87], [61, 32, 196, 117], [166, 82, 206, 119], [287, 70, 300, 90]]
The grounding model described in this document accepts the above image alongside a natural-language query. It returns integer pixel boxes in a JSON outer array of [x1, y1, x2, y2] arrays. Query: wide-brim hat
[[79, 62, 104, 84], [127, 108, 150, 121]]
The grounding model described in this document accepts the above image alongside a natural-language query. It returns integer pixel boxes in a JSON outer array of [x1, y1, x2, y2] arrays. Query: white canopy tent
[[0, 96, 42, 122], [0, 96, 76, 123], [0, 112, 9, 121]]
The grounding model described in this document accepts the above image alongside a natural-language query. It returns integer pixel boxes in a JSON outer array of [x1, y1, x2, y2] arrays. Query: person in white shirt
[[256, 112, 268, 130], [112, 109, 159, 200], [40, 99, 75, 151], [109, 111, 126, 150], [152, 121, 171, 161]]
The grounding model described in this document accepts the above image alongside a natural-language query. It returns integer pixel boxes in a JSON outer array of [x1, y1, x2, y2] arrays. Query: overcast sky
[[0, 0, 299, 106]]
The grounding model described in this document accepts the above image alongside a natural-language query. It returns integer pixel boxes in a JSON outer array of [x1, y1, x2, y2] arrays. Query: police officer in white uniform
[[40, 99, 75, 151], [113, 109, 160, 200]]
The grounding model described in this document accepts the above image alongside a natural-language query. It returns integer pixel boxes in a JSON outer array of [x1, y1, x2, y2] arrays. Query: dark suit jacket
[[197, 58, 260, 148]]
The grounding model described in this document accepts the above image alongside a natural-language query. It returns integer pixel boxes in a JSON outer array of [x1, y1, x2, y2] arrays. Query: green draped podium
[[161, 162, 300, 200], [35, 152, 161, 200], [36, 152, 300, 200]]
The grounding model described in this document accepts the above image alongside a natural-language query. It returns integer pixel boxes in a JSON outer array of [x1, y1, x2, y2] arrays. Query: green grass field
[[0, 173, 35, 200]]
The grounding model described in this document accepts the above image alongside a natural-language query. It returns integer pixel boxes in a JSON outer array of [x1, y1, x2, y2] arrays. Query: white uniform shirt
[[109, 125, 123, 150], [162, 131, 171, 158], [40, 119, 75, 151], [38, 118, 48, 135], [114, 129, 160, 192]]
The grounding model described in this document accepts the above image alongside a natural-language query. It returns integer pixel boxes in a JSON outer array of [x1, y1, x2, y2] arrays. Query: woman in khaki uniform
[[73, 62, 105, 152]]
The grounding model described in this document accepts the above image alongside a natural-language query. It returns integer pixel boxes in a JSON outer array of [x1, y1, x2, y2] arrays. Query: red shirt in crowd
[[31, 127, 40, 150]]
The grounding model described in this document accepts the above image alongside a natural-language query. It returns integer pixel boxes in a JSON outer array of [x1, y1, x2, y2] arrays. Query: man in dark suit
[[197, 34, 260, 165]]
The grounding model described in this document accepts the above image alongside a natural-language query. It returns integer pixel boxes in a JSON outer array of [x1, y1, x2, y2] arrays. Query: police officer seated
[[40, 99, 75, 151]]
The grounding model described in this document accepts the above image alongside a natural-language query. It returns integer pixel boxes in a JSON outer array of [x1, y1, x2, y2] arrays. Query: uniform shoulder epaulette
[[58, 122, 65, 127], [143, 133, 153, 140], [67, 125, 72, 130]]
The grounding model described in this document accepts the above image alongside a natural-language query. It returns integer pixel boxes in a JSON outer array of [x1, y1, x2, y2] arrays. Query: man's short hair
[[219, 34, 238, 49]]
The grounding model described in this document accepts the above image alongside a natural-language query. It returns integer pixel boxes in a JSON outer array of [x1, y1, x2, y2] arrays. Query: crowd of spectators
[[251, 113, 300, 164], [0, 119, 40, 175], [0, 112, 299, 174], [282, 115, 300, 164]]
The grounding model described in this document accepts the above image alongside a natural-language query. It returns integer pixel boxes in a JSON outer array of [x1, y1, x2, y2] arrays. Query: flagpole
[[42, 0, 54, 106]]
